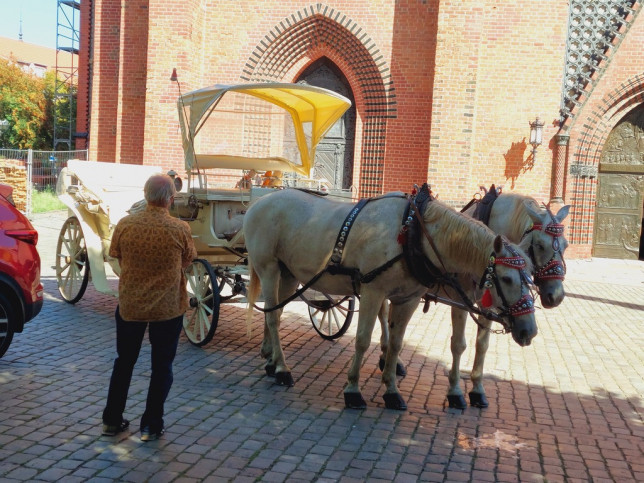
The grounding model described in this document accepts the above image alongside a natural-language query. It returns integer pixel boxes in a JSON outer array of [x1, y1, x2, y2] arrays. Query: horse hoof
[[264, 364, 276, 377], [468, 391, 489, 408], [344, 392, 367, 409], [378, 358, 407, 377], [275, 372, 294, 387], [383, 393, 407, 410], [447, 394, 467, 410], [396, 362, 407, 377]]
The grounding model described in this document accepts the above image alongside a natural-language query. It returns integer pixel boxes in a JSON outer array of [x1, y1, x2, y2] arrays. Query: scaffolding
[[54, 0, 80, 150]]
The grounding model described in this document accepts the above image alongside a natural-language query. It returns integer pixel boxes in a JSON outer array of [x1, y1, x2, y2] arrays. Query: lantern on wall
[[529, 117, 545, 161]]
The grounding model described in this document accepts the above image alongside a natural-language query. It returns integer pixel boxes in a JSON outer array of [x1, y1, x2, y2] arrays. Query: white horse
[[446, 189, 569, 409], [244, 187, 537, 410]]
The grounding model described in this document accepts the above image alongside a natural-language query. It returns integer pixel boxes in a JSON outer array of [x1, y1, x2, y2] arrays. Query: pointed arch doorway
[[296, 59, 356, 190]]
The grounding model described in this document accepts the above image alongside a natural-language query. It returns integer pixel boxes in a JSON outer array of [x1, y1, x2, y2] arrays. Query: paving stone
[[1, 211, 642, 481]]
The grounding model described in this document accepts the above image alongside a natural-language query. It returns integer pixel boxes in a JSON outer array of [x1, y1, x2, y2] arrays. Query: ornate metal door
[[594, 108, 644, 259], [297, 59, 356, 190]]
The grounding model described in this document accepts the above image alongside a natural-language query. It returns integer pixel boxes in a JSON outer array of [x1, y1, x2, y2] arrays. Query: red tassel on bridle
[[481, 288, 493, 308]]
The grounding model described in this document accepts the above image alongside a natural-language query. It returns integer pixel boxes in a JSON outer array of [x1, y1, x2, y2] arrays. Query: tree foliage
[[0, 58, 54, 149]]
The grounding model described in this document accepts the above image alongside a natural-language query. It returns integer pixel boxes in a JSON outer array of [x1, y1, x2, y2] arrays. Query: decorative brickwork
[[240, 5, 396, 197], [561, 0, 638, 123]]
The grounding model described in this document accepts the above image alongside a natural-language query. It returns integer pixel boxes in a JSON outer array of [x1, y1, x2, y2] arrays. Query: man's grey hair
[[144, 174, 176, 206]]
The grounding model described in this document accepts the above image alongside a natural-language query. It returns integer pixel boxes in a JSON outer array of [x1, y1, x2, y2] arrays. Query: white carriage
[[55, 83, 357, 345]]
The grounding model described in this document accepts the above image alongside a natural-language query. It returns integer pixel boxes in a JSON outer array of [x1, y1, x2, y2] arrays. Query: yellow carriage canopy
[[177, 83, 352, 177]]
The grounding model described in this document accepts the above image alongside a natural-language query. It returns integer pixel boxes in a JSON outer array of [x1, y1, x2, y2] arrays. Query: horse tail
[[246, 257, 261, 338]]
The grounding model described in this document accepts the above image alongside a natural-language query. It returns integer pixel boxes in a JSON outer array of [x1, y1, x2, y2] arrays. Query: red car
[[0, 183, 43, 357]]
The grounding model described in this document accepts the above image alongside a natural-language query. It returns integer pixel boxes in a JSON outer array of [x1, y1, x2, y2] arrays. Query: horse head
[[481, 235, 537, 347], [522, 201, 570, 308]]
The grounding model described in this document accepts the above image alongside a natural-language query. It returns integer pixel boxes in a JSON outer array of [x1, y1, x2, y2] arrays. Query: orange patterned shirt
[[109, 205, 197, 321]]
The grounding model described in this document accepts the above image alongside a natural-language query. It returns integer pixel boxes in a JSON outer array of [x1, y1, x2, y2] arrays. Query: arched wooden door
[[593, 107, 644, 260], [297, 59, 356, 190]]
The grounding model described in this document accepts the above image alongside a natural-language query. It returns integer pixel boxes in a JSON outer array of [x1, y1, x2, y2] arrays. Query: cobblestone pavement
[[0, 211, 642, 482]]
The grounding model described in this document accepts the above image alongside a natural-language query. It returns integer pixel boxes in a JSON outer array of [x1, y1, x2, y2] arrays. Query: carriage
[[55, 83, 357, 346], [55, 82, 569, 410]]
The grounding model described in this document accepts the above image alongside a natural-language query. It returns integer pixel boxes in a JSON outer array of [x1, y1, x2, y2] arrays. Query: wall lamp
[[529, 116, 544, 161]]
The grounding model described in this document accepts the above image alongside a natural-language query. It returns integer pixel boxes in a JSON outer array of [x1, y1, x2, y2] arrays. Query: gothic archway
[[239, 5, 395, 196]]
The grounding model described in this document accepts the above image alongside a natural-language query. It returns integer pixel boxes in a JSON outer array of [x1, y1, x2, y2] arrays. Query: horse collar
[[399, 184, 446, 288]]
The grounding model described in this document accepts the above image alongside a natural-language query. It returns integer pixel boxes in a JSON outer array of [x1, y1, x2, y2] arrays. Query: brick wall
[[428, 1, 569, 206], [77, 0, 643, 258]]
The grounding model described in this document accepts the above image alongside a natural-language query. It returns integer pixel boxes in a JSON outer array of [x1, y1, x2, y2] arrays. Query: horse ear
[[556, 204, 571, 222], [523, 199, 543, 224], [493, 235, 503, 253]]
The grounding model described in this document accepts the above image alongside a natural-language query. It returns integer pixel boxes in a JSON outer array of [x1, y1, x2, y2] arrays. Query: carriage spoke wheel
[[56, 216, 90, 304], [307, 293, 355, 340], [183, 259, 220, 346]]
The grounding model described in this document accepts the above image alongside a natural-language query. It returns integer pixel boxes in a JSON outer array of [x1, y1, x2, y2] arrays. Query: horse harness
[[328, 184, 534, 332], [259, 186, 535, 332], [255, 192, 406, 313], [402, 184, 535, 333]]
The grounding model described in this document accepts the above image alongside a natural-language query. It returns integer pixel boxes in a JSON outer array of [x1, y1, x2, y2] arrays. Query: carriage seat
[[261, 170, 283, 187]]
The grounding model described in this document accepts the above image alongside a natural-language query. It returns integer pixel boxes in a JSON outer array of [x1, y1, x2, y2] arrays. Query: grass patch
[[32, 188, 66, 213]]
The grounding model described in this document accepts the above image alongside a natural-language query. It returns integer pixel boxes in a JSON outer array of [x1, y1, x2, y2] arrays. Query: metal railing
[[0, 148, 88, 217]]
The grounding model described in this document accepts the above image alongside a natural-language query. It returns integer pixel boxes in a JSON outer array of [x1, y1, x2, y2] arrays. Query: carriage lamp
[[529, 117, 545, 161]]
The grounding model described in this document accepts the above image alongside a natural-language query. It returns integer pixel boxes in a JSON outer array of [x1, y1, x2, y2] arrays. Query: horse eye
[[501, 276, 512, 284], [535, 243, 545, 251]]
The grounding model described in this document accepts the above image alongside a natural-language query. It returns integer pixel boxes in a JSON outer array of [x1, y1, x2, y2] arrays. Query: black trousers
[[102, 306, 183, 432]]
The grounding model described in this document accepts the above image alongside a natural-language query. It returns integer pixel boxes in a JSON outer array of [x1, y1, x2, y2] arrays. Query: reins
[[254, 185, 535, 335]]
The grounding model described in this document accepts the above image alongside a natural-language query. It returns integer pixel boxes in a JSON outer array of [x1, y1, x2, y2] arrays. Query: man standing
[[102, 174, 197, 441]]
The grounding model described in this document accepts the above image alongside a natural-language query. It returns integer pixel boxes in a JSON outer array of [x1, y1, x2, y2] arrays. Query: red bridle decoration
[[494, 256, 527, 269], [532, 222, 565, 237]]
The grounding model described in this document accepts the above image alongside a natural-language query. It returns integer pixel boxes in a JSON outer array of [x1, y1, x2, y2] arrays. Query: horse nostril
[[520, 329, 531, 346]]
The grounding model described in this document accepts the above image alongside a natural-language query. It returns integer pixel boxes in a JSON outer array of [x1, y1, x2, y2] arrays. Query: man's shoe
[[102, 419, 130, 436], [140, 426, 165, 442]]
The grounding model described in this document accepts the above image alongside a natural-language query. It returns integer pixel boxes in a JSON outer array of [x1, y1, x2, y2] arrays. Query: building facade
[[76, 0, 644, 259]]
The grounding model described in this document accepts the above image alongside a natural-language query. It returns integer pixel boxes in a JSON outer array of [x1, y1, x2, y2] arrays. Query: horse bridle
[[478, 243, 536, 326], [407, 186, 535, 333], [521, 207, 566, 284]]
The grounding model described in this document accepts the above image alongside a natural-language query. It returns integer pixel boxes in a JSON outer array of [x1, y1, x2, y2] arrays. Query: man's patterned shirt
[[109, 205, 197, 321]]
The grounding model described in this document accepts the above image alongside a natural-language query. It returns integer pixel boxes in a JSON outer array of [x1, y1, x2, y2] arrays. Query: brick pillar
[[551, 133, 569, 204]]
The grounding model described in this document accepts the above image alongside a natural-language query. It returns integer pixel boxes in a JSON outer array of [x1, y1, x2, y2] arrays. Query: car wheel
[[0, 292, 16, 358]]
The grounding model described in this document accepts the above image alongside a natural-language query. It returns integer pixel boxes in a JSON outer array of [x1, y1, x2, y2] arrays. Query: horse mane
[[499, 193, 541, 253], [422, 199, 495, 271]]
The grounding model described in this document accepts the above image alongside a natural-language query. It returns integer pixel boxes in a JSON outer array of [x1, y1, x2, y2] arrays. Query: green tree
[[0, 58, 54, 149]]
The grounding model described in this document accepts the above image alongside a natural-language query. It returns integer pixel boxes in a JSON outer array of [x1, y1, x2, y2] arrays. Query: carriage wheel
[[183, 259, 220, 346], [307, 294, 355, 340], [56, 216, 90, 304]]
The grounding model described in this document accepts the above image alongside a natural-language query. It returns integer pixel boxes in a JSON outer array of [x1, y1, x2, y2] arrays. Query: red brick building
[[76, 0, 644, 259]]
